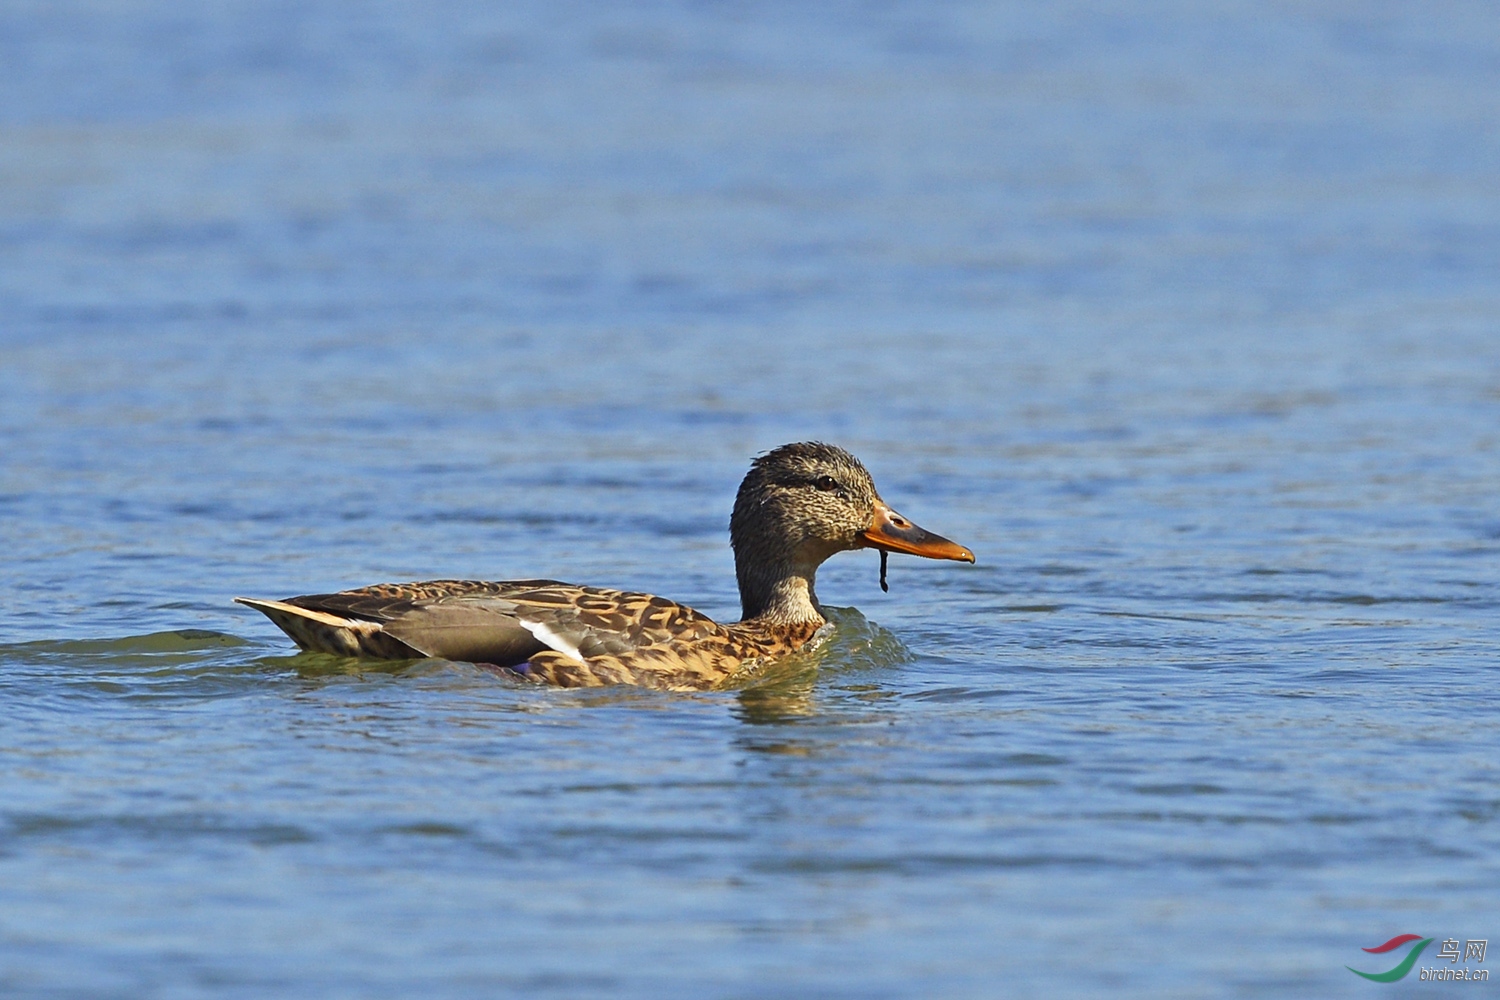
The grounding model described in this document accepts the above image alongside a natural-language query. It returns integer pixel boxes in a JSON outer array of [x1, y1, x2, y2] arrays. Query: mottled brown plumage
[[236, 443, 973, 690]]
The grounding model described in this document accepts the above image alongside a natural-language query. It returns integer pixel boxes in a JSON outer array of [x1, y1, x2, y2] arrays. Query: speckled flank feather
[[522, 618, 826, 690]]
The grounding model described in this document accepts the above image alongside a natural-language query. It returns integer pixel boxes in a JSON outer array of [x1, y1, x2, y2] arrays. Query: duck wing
[[238, 579, 726, 667]]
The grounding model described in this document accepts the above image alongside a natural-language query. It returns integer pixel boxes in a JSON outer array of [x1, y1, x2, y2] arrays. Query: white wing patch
[[519, 620, 586, 662]]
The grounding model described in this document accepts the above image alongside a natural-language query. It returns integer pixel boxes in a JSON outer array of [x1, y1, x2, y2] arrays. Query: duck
[[235, 442, 974, 690]]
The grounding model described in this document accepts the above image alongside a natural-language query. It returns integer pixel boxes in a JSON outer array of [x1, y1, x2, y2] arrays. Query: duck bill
[[859, 501, 975, 563]]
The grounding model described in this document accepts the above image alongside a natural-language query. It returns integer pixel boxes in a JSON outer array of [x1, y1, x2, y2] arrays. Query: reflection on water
[[732, 608, 909, 724], [734, 665, 821, 725]]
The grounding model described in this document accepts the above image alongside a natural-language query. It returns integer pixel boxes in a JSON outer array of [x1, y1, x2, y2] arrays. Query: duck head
[[730, 442, 974, 624]]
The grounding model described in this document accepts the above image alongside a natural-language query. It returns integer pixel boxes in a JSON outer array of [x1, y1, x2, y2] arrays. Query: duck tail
[[234, 597, 424, 659]]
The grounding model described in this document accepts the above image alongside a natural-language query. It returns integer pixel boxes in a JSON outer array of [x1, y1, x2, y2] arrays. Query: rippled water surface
[[3, 2, 1499, 997]]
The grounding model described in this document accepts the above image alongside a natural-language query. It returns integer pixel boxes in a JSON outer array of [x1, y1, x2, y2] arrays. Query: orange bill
[[859, 501, 975, 562]]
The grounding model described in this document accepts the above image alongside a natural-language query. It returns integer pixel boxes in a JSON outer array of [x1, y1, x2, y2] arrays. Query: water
[[3, 2, 1499, 996]]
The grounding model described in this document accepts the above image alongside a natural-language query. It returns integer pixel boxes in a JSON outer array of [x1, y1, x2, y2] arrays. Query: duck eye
[[813, 475, 842, 493]]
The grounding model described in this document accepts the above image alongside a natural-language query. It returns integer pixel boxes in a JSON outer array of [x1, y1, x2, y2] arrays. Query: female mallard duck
[[236, 442, 973, 690]]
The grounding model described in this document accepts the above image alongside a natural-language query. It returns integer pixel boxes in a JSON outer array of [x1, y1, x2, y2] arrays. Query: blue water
[[3, 2, 1499, 996]]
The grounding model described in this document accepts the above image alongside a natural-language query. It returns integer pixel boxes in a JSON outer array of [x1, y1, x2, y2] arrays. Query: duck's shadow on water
[[260, 648, 427, 679]]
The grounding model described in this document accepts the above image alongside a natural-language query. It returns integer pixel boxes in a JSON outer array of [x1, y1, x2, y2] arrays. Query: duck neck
[[736, 556, 826, 628]]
